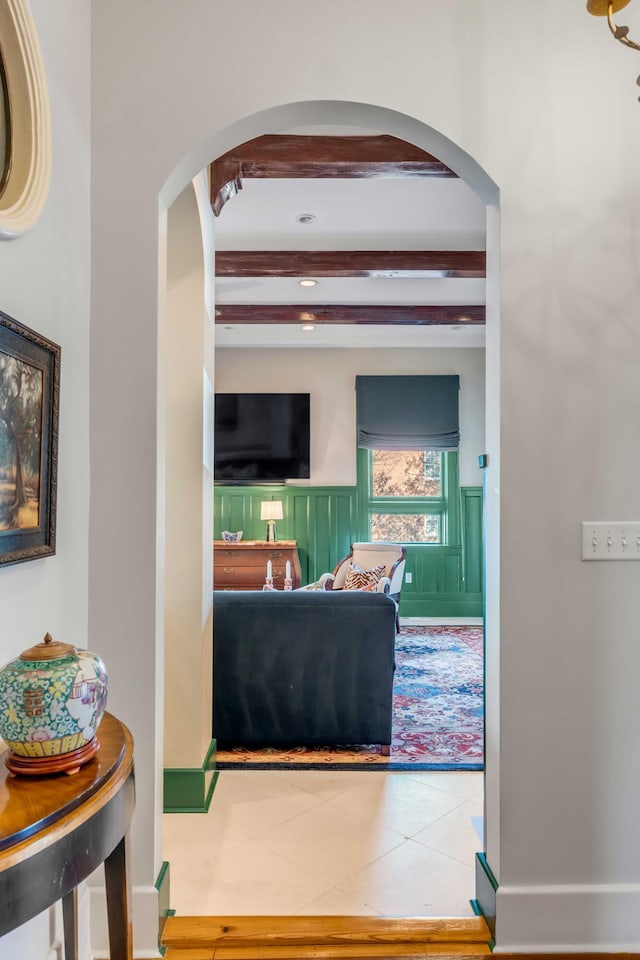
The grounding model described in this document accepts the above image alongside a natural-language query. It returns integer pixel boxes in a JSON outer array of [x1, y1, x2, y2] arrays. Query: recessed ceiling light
[[301, 324, 315, 332], [299, 278, 318, 287], [296, 213, 317, 224]]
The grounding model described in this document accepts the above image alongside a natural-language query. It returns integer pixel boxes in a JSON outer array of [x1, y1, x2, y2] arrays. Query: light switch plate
[[405, 572, 412, 583], [581, 522, 640, 560]]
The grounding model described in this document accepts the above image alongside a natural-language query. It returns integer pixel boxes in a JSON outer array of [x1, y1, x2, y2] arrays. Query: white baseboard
[[89, 883, 162, 959], [0, 897, 85, 960], [493, 882, 640, 951]]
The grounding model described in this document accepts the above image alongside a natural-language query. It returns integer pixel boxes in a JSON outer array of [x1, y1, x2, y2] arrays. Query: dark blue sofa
[[212, 589, 397, 753]]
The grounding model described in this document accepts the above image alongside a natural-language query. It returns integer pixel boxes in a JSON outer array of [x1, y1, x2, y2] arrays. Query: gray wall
[[87, 0, 640, 951], [0, 2, 90, 957]]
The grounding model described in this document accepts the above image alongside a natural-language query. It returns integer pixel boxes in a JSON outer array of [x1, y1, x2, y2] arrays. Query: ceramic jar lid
[[19, 632, 75, 662]]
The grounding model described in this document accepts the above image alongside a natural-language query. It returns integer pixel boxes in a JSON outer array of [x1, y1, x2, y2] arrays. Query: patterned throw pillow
[[295, 579, 325, 591], [343, 561, 386, 591]]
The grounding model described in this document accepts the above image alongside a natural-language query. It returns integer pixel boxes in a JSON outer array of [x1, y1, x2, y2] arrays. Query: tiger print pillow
[[343, 561, 386, 591]]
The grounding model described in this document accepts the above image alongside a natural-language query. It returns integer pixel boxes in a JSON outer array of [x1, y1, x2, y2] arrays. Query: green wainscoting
[[462, 486, 483, 595], [398, 486, 483, 616], [215, 485, 358, 586], [214, 484, 483, 617]]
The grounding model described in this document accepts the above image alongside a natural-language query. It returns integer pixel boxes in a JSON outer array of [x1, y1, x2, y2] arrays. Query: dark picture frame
[[0, 310, 60, 566]]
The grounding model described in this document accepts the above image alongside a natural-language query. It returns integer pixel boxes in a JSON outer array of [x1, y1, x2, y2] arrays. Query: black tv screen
[[214, 393, 310, 484]]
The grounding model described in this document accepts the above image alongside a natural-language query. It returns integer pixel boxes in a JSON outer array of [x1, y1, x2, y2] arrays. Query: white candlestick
[[267, 560, 272, 579], [285, 560, 291, 580]]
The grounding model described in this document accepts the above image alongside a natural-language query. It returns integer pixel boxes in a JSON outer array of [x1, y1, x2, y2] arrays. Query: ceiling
[[212, 134, 487, 350]]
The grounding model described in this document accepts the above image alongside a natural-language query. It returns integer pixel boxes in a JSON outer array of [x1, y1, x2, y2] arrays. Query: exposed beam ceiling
[[211, 135, 485, 344], [215, 304, 485, 326], [210, 135, 457, 216], [216, 250, 486, 280]]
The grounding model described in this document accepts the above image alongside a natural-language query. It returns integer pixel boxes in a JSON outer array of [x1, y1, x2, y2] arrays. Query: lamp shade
[[260, 500, 283, 521], [586, 0, 630, 15]]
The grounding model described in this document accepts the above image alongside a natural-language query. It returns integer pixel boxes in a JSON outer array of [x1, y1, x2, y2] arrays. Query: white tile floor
[[163, 769, 483, 917]]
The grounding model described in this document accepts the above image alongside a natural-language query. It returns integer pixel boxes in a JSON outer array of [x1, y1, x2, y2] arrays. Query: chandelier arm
[[607, 3, 640, 50]]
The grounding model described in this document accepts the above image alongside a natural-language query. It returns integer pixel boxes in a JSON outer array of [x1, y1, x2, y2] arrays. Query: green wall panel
[[215, 485, 358, 586], [444, 552, 462, 594], [409, 550, 440, 594], [313, 495, 333, 580], [214, 484, 482, 617], [462, 487, 483, 595]]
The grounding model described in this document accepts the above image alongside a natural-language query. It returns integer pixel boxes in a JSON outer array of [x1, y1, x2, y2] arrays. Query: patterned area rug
[[215, 625, 484, 771]]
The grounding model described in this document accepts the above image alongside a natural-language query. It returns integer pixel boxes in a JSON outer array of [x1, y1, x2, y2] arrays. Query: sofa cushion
[[344, 561, 386, 590]]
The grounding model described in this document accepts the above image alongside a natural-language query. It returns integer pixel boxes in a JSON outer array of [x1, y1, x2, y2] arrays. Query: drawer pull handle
[[224, 566, 234, 573], [270, 551, 282, 559], [224, 550, 236, 557]]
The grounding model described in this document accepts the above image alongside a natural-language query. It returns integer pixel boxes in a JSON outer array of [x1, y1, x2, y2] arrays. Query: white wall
[[163, 182, 214, 769], [0, 2, 90, 958], [89, 0, 640, 951], [215, 347, 485, 487]]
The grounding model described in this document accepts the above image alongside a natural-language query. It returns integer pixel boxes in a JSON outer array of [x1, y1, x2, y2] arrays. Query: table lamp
[[260, 500, 283, 542]]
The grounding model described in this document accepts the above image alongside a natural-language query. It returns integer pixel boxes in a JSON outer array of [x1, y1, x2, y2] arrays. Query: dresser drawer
[[234, 548, 288, 562], [214, 564, 285, 588], [213, 540, 302, 590]]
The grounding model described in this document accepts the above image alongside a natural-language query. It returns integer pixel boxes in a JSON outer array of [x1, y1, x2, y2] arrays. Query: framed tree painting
[[0, 310, 60, 565]]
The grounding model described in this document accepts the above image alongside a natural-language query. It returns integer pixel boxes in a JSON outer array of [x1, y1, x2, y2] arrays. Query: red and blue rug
[[215, 625, 484, 771]]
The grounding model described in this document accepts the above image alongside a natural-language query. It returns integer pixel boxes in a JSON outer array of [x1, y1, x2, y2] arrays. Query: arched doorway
[[158, 99, 500, 918]]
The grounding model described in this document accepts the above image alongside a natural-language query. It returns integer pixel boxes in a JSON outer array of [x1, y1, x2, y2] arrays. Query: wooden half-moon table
[[0, 712, 135, 960]]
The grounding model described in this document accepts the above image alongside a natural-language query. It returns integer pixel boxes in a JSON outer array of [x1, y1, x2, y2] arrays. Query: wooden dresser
[[214, 540, 302, 590]]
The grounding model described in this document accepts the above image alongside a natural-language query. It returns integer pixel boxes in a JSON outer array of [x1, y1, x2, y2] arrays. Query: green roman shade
[[356, 375, 460, 450]]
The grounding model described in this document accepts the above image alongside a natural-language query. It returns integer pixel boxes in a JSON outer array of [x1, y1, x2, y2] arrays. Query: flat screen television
[[214, 393, 310, 484]]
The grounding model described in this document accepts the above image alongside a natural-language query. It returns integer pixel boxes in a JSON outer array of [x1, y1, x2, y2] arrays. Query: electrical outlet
[[581, 522, 640, 560], [405, 572, 412, 583]]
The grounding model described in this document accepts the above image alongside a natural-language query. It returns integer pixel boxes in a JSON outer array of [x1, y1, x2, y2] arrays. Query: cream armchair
[[322, 542, 407, 631]]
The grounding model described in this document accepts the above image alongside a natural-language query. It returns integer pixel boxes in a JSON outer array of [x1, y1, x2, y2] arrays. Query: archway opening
[[158, 98, 500, 918]]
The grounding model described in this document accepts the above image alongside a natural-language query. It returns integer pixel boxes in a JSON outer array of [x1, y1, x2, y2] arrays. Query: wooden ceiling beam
[[210, 135, 457, 216], [214, 304, 485, 326], [216, 250, 486, 279]]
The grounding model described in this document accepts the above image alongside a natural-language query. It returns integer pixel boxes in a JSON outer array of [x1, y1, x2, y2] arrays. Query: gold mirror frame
[[0, 51, 10, 195], [0, 0, 51, 239]]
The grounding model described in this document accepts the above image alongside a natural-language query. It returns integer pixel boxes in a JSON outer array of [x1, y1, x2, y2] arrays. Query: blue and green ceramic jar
[[0, 633, 108, 771]]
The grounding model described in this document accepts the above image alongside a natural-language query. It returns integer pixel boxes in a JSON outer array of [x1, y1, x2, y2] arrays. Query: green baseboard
[[155, 860, 175, 956], [400, 595, 483, 618], [474, 852, 498, 945], [163, 739, 218, 813]]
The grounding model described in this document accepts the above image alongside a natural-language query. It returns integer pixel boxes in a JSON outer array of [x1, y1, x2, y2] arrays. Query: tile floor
[[163, 769, 483, 917]]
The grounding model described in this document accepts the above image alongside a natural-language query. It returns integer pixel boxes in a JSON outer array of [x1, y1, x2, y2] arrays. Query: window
[[371, 513, 441, 543], [360, 449, 450, 544], [371, 450, 441, 498]]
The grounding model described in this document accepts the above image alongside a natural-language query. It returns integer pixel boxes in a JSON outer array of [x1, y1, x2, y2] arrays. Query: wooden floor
[[161, 915, 492, 960]]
